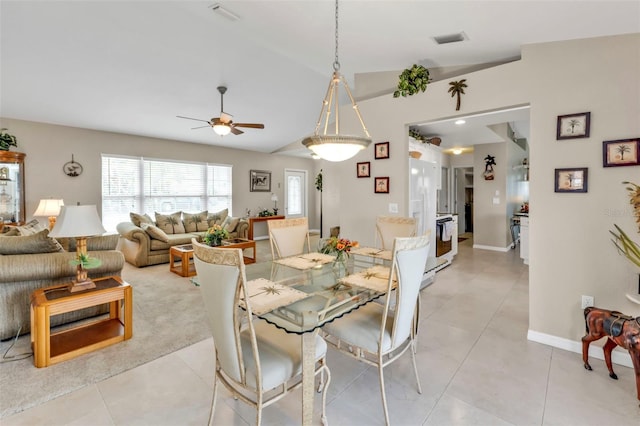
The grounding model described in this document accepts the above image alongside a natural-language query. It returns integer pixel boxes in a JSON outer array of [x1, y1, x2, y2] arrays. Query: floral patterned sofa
[[116, 209, 248, 267]]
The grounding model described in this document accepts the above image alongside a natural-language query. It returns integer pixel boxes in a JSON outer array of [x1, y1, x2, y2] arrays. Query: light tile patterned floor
[[4, 237, 640, 425]]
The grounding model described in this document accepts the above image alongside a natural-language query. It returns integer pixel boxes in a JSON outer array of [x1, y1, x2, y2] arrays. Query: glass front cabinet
[[0, 151, 26, 225]]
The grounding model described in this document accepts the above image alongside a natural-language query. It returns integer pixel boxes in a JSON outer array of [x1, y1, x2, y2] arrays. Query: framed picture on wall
[[375, 142, 390, 159], [357, 161, 370, 178], [375, 177, 389, 193], [602, 138, 639, 167], [556, 112, 591, 140], [250, 169, 271, 192], [554, 167, 588, 193]]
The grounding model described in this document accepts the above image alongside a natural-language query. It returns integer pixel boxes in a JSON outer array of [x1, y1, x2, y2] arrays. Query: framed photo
[[375, 177, 389, 193], [357, 161, 370, 178], [602, 138, 639, 167], [250, 169, 271, 192], [375, 142, 390, 159], [554, 168, 588, 193], [556, 112, 591, 140]]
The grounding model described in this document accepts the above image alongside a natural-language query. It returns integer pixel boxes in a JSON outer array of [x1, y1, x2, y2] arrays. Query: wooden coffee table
[[170, 244, 196, 277], [30, 276, 132, 368], [221, 238, 257, 264]]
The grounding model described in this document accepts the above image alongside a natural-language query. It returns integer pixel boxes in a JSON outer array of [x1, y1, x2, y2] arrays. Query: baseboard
[[472, 244, 510, 252], [527, 329, 633, 368]]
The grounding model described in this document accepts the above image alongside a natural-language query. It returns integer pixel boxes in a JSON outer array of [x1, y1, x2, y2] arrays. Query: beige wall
[[0, 118, 319, 238], [323, 33, 640, 348]]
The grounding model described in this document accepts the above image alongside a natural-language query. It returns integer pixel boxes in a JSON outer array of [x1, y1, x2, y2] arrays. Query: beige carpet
[[0, 235, 319, 418]]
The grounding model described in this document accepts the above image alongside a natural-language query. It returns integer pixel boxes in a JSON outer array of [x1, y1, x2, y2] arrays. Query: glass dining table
[[197, 249, 442, 425]]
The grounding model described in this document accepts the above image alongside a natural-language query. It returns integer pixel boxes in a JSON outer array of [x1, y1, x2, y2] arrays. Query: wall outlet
[[581, 295, 594, 309], [389, 203, 398, 213]]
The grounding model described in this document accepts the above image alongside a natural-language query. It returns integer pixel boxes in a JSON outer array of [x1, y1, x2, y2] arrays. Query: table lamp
[[33, 199, 64, 230], [49, 205, 106, 292], [271, 193, 279, 215]]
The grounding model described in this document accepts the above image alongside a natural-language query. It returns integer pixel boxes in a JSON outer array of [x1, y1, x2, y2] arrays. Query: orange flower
[[336, 242, 345, 250]]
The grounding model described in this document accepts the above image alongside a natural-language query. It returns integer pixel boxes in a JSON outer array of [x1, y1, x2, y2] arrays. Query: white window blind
[[101, 155, 232, 232]]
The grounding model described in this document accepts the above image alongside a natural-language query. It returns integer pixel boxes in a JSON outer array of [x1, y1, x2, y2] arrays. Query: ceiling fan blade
[[177, 115, 210, 123], [220, 112, 233, 123], [191, 125, 211, 130], [230, 126, 244, 135], [233, 123, 265, 129]]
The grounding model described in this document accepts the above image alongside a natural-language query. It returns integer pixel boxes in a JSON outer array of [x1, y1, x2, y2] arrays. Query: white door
[[284, 169, 307, 219]]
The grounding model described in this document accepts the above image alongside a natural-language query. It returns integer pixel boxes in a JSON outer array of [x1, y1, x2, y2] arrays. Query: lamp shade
[[33, 199, 64, 217], [271, 193, 279, 202], [49, 205, 106, 238]]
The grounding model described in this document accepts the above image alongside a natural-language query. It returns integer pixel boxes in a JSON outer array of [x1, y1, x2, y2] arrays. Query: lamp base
[[68, 279, 96, 293]]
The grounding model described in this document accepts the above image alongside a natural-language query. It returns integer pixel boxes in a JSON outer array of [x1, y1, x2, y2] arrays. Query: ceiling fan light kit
[[301, 0, 371, 162]]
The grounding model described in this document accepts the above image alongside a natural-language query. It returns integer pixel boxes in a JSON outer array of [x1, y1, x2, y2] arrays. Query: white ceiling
[[1, 1, 638, 154]]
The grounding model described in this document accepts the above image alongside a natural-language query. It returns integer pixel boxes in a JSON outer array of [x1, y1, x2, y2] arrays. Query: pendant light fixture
[[302, 0, 371, 162]]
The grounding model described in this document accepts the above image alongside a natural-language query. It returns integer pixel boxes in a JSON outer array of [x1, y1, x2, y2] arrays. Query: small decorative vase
[[332, 252, 348, 276], [207, 236, 222, 247]]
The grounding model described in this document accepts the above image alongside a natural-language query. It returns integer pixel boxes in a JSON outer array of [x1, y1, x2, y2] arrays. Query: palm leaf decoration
[[610, 181, 640, 269], [448, 79, 468, 111]]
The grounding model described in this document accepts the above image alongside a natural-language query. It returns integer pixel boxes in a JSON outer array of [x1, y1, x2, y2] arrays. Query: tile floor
[[4, 237, 640, 425]]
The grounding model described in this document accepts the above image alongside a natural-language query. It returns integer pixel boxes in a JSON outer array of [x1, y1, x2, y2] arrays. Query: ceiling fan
[[177, 86, 265, 136]]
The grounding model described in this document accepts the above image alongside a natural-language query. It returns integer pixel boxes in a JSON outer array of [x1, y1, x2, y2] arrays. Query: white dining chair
[[192, 238, 330, 426], [267, 217, 311, 260], [322, 235, 430, 426], [375, 216, 417, 249]]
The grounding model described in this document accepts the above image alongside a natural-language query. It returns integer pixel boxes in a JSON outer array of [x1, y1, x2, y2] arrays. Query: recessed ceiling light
[[455, 119, 466, 125], [452, 148, 463, 155]]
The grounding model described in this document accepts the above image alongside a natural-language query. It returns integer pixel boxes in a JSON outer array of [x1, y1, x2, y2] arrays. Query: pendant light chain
[[333, 0, 340, 72]]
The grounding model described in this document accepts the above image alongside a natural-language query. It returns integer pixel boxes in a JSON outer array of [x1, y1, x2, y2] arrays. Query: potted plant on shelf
[[0, 128, 18, 151], [393, 64, 430, 98]]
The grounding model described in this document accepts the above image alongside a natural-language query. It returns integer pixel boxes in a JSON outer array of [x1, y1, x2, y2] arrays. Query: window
[[101, 155, 232, 232]]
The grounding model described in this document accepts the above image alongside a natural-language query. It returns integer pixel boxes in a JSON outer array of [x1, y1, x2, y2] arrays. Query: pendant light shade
[[301, 0, 371, 162]]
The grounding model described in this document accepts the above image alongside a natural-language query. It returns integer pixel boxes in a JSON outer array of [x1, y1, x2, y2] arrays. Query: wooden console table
[[247, 215, 285, 240], [30, 276, 133, 368]]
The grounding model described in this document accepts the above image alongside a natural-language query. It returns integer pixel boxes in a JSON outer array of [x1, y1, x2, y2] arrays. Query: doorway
[[454, 167, 474, 234], [284, 169, 307, 219]]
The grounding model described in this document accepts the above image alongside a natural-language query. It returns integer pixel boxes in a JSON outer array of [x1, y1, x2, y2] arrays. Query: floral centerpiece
[[610, 181, 640, 269], [204, 224, 229, 247], [320, 236, 359, 262]]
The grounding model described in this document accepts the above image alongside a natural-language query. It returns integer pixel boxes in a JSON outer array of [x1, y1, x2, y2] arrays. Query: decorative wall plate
[[63, 155, 83, 177]]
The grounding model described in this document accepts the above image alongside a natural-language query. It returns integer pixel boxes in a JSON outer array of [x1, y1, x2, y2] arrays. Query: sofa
[[0, 229, 125, 340], [116, 209, 249, 267]]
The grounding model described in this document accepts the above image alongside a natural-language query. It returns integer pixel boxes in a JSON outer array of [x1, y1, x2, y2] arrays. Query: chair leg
[[410, 339, 423, 394], [320, 363, 332, 426], [208, 376, 219, 426], [378, 364, 391, 426]]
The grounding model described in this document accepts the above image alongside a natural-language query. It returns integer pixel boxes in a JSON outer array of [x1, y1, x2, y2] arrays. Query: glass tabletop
[[240, 253, 442, 335]]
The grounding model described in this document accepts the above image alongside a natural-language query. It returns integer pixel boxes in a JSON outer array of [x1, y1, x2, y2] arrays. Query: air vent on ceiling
[[209, 3, 240, 21], [433, 32, 467, 45]]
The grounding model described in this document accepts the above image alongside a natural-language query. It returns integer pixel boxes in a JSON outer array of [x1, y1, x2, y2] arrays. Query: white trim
[[472, 244, 510, 252], [527, 329, 633, 368]]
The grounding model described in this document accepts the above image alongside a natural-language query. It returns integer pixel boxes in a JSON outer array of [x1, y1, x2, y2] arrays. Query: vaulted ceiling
[[1, 1, 638, 154]]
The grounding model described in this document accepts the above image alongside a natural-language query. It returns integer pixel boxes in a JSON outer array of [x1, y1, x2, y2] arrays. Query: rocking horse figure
[[581, 306, 640, 404]]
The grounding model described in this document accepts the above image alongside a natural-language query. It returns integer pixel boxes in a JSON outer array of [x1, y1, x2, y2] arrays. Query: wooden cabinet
[[0, 151, 26, 226]]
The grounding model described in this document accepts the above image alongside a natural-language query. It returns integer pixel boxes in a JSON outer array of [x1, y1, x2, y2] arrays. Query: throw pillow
[[155, 211, 186, 234], [130, 212, 154, 227], [1, 226, 20, 236], [224, 217, 240, 233], [16, 219, 46, 236], [207, 208, 229, 227], [0, 229, 65, 255], [182, 211, 209, 232], [141, 223, 170, 242]]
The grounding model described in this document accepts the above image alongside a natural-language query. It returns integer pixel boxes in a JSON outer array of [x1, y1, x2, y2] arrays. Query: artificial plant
[[0, 128, 18, 151], [393, 64, 430, 98]]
